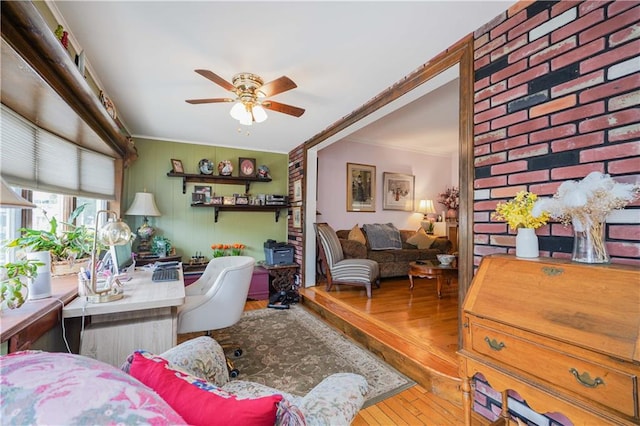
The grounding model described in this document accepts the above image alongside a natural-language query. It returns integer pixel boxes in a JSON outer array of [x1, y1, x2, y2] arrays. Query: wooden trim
[[1, 1, 136, 163], [301, 35, 476, 345]]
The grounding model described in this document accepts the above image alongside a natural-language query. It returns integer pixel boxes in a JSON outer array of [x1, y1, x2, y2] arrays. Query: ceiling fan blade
[[185, 98, 234, 104], [262, 100, 305, 117], [258, 76, 297, 98], [194, 69, 235, 92]]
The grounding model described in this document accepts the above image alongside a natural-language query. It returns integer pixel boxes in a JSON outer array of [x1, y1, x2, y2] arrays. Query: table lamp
[[125, 192, 161, 254], [86, 210, 132, 303], [417, 199, 436, 220]]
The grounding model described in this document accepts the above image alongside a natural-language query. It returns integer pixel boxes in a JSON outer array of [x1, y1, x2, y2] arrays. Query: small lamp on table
[[125, 192, 162, 255], [417, 199, 437, 233]]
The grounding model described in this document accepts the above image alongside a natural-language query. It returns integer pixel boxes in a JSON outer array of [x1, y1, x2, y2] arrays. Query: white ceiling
[[52, 1, 512, 155]]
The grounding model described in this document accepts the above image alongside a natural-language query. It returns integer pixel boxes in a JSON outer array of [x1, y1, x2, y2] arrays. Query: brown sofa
[[335, 227, 452, 278]]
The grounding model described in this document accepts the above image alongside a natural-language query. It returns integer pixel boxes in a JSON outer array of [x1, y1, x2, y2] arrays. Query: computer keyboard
[[152, 268, 179, 282]]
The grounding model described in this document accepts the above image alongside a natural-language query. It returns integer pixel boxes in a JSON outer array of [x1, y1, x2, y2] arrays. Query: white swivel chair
[[177, 256, 255, 335]]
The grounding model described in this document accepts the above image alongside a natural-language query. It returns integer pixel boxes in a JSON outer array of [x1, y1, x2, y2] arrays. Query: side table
[[408, 260, 457, 298], [258, 263, 299, 295]]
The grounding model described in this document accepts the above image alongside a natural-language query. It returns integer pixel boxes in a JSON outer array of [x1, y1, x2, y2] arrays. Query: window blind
[[1, 106, 116, 199]]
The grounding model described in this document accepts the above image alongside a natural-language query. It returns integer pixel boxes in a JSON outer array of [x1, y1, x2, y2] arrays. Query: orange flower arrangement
[[211, 243, 245, 257]]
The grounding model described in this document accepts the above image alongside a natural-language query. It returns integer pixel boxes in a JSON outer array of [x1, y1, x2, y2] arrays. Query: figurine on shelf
[[218, 160, 233, 176], [54, 25, 69, 49], [258, 165, 271, 179]]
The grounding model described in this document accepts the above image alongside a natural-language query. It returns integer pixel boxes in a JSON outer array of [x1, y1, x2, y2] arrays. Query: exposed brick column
[[288, 145, 305, 278], [473, 0, 640, 267]]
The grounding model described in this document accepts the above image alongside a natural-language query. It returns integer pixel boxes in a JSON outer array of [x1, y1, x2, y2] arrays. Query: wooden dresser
[[458, 255, 639, 425]]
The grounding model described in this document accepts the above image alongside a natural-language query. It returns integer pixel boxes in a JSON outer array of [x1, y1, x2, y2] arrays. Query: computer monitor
[[110, 242, 134, 276]]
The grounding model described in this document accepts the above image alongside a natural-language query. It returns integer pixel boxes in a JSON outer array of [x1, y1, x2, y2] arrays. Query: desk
[[63, 269, 185, 367]]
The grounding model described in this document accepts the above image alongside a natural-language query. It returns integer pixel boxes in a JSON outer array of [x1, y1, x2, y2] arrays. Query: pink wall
[[317, 140, 458, 231]]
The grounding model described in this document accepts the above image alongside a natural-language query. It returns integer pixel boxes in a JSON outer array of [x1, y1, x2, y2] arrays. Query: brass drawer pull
[[484, 336, 505, 351], [569, 368, 604, 388]]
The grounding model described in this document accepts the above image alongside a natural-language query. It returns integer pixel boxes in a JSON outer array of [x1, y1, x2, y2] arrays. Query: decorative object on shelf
[[218, 160, 233, 176], [533, 171, 640, 264], [151, 235, 172, 258], [257, 165, 271, 179], [438, 187, 459, 222], [235, 196, 249, 205], [238, 157, 256, 178], [171, 159, 184, 173], [125, 192, 162, 253], [223, 196, 235, 205], [193, 185, 212, 204], [211, 196, 223, 205], [383, 172, 415, 211], [75, 50, 86, 76], [492, 191, 549, 259], [99, 91, 117, 120], [346, 163, 376, 212], [54, 25, 69, 49], [199, 159, 214, 175]]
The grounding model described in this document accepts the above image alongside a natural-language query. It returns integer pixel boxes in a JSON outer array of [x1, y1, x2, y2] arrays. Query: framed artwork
[[383, 172, 415, 211], [223, 196, 235, 205], [194, 185, 212, 196], [211, 196, 223, 205], [238, 157, 256, 178], [293, 179, 302, 202], [191, 192, 206, 204], [171, 159, 184, 173], [235, 196, 249, 205], [292, 206, 302, 228], [346, 163, 376, 212]]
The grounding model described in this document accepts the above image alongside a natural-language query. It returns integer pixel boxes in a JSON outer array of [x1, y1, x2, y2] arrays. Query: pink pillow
[[129, 351, 282, 426]]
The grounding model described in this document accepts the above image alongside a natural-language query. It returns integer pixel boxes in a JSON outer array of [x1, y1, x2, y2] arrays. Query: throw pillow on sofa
[[129, 351, 283, 426], [362, 223, 402, 250], [348, 224, 366, 245], [406, 227, 437, 249]]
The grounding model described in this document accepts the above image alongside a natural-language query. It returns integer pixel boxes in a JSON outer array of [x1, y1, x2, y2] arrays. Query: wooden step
[[300, 287, 462, 405]]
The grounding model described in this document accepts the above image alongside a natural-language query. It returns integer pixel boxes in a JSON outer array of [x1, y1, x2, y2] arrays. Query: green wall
[[123, 138, 288, 262]]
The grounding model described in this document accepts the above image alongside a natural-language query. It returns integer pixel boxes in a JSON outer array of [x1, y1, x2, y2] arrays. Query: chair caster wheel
[[234, 349, 243, 357], [230, 369, 240, 378]]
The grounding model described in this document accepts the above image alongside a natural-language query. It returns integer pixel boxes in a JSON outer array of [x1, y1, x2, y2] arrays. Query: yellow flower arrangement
[[492, 191, 549, 230]]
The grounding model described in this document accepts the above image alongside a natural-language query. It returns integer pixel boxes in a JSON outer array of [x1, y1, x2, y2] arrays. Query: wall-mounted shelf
[[191, 204, 288, 223], [167, 172, 272, 194]]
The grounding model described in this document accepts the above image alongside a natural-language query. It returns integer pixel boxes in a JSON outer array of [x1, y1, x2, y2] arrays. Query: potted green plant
[[0, 258, 42, 311], [5, 204, 97, 275], [151, 235, 172, 258]]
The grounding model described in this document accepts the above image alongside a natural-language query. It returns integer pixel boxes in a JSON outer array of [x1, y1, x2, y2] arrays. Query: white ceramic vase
[[516, 228, 538, 258]]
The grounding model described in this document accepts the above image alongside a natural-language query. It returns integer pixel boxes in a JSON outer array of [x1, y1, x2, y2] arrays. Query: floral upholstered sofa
[[1, 336, 368, 426], [336, 223, 452, 278]]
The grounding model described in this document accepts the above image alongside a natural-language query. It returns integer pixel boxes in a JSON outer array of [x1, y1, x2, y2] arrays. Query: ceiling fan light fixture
[[229, 101, 246, 121], [252, 104, 268, 123]]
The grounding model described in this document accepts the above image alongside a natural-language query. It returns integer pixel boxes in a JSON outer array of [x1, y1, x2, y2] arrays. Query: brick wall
[[473, 0, 640, 267], [288, 145, 304, 272]]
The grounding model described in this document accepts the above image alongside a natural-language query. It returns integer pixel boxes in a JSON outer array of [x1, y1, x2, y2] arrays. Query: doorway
[[302, 35, 474, 342]]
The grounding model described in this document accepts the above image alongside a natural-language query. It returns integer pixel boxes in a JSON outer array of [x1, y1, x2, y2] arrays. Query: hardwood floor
[[183, 275, 481, 425]]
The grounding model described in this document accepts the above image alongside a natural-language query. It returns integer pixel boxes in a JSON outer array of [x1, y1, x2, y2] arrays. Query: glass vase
[[516, 228, 539, 258], [572, 222, 609, 263]]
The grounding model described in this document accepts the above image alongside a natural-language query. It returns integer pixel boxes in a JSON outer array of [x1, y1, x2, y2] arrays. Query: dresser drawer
[[469, 322, 637, 417]]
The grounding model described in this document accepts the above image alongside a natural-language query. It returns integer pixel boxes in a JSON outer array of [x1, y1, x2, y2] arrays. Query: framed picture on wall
[[292, 206, 302, 228], [238, 157, 256, 178], [293, 179, 302, 202], [346, 163, 376, 212], [383, 172, 415, 211]]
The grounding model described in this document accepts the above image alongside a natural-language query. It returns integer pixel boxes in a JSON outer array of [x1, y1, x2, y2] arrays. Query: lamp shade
[[0, 178, 35, 208], [125, 192, 161, 217], [418, 199, 436, 214]]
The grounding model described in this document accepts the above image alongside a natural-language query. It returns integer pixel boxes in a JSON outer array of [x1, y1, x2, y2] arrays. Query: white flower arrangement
[[532, 171, 640, 262]]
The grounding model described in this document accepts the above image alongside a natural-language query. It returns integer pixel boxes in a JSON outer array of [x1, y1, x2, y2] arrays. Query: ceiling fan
[[186, 70, 305, 125]]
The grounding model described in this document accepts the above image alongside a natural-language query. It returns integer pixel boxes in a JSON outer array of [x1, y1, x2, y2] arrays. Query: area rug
[[210, 305, 415, 407]]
